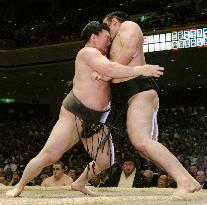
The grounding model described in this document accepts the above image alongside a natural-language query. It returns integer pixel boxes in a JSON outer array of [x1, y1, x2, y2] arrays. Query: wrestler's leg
[[72, 125, 114, 195], [127, 90, 201, 193], [6, 106, 81, 197]]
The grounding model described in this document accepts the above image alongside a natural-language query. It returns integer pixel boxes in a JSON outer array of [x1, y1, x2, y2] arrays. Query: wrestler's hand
[[140, 64, 164, 77], [91, 72, 112, 81], [91, 72, 102, 81]]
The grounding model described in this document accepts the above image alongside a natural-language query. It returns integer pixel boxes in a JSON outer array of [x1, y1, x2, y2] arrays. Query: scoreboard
[[143, 27, 207, 53]]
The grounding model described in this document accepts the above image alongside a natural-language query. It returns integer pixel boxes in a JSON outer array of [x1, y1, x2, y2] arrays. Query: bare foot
[[71, 182, 97, 196], [176, 177, 201, 193], [6, 186, 23, 197]]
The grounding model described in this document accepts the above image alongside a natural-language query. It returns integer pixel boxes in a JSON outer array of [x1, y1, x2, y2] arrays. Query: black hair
[[105, 11, 129, 23], [122, 157, 136, 165], [81, 21, 110, 43]]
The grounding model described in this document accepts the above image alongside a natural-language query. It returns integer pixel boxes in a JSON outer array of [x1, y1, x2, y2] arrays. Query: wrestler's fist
[[91, 72, 112, 81], [141, 64, 164, 77], [91, 72, 102, 81]]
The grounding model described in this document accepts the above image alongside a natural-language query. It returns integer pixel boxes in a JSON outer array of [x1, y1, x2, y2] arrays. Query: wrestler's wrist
[[134, 66, 142, 76]]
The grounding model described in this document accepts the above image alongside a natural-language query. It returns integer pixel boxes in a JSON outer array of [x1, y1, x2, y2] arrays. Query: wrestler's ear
[[111, 18, 118, 25], [90, 33, 96, 41]]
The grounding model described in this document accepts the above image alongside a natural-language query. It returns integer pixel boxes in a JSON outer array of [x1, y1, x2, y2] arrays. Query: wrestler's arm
[[114, 21, 142, 65], [82, 48, 163, 79], [91, 71, 111, 81], [110, 21, 145, 82], [91, 22, 145, 81]]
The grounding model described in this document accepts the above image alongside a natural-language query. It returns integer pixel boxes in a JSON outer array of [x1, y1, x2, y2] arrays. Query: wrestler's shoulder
[[78, 47, 101, 57], [121, 21, 142, 31]]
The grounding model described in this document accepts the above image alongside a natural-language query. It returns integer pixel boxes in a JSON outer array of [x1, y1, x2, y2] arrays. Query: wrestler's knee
[[131, 138, 150, 156], [36, 151, 60, 167]]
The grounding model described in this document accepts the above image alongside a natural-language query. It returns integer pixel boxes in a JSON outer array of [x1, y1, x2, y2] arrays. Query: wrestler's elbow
[[123, 44, 137, 54], [127, 47, 136, 55]]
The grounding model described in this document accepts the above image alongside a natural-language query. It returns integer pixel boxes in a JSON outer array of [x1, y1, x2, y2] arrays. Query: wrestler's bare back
[[72, 47, 111, 112]]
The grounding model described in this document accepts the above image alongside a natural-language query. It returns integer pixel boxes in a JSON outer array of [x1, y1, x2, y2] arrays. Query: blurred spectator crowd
[[0, 1, 206, 49], [135, 1, 207, 32], [0, 12, 82, 49], [0, 104, 207, 189]]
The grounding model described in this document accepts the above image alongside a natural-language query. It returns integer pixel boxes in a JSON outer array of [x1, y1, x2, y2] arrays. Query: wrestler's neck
[[110, 22, 121, 41], [111, 28, 119, 42]]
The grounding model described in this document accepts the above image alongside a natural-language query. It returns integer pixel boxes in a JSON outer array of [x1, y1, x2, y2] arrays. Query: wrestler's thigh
[[40, 106, 81, 156], [81, 125, 114, 161], [127, 93, 158, 143]]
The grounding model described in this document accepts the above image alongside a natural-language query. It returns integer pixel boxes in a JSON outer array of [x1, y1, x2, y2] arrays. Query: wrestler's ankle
[[72, 181, 85, 188], [14, 183, 24, 190], [177, 176, 194, 188]]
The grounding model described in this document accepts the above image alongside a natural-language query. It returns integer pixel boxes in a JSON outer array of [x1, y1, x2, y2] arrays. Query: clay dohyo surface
[[0, 186, 207, 205]]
